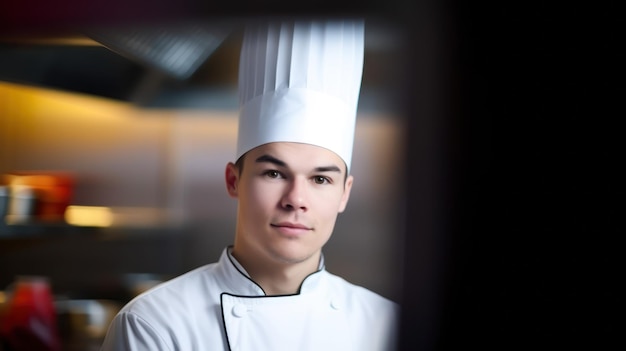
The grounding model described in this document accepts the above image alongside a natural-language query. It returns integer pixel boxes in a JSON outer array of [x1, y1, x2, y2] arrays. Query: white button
[[232, 304, 248, 318], [330, 299, 340, 310]]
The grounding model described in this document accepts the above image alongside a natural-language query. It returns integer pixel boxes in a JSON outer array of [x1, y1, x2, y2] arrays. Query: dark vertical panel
[[396, 0, 455, 349], [399, 2, 623, 350]]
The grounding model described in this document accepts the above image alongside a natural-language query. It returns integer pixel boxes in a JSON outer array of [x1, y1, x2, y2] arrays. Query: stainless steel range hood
[[87, 22, 233, 81], [0, 20, 239, 107]]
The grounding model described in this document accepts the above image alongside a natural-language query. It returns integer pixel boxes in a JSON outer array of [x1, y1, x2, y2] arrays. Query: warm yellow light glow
[[0, 36, 101, 46], [0, 81, 136, 121], [65, 206, 113, 227]]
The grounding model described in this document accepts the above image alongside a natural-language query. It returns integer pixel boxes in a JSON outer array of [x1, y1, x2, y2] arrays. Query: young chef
[[101, 19, 400, 350]]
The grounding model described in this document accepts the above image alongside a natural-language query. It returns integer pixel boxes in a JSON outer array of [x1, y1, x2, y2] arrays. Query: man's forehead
[[246, 142, 346, 172]]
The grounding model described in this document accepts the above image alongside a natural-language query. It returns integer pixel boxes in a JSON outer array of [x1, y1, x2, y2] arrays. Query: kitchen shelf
[[0, 220, 103, 238]]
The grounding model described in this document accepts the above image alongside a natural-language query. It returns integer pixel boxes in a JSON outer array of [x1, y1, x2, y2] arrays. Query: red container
[[0, 277, 61, 351]]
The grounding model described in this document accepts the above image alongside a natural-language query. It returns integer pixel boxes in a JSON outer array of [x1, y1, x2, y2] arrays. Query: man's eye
[[313, 176, 330, 185], [265, 170, 280, 179]]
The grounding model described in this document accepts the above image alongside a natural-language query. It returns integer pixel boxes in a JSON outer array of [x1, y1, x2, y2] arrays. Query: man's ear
[[225, 162, 239, 198], [338, 175, 354, 213]]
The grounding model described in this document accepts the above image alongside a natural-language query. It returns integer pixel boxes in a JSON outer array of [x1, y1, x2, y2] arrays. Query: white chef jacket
[[100, 246, 399, 351]]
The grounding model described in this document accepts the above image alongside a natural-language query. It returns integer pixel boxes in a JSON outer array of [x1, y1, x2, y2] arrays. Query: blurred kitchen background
[[5, 2, 622, 350], [0, 13, 411, 349]]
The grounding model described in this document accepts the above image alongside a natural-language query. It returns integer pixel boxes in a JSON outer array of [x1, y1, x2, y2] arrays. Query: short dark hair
[[234, 154, 246, 176]]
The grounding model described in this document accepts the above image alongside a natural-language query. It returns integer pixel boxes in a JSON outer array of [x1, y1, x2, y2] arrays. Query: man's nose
[[281, 177, 308, 211]]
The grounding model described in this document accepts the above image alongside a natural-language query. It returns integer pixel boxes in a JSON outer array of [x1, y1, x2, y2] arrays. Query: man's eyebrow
[[255, 154, 343, 174], [255, 154, 287, 167], [314, 165, 342, 173]]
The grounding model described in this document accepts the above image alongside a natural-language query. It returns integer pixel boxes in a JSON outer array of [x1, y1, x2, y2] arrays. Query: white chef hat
[[236, 19, 365, 172]]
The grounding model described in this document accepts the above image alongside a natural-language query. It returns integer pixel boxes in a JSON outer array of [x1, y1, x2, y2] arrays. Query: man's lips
[[271, 222, 312, 235]]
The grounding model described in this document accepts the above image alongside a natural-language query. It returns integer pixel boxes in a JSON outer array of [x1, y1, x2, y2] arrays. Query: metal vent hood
[[0, 20, 240, 107]]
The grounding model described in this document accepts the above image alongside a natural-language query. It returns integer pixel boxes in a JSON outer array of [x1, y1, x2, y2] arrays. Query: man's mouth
[[271, 222, 312, 235]]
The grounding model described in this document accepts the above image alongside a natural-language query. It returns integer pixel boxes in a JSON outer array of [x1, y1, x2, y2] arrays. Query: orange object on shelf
[[3, 171, 75, 222]]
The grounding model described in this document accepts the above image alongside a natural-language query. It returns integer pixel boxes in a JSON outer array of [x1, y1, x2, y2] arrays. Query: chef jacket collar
[[219, 246, 327, 296]]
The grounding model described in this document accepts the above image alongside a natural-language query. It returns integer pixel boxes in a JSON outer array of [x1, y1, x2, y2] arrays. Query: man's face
[[226, 142, 353, 266]]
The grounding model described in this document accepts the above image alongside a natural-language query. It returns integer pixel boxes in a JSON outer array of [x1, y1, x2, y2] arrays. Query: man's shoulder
[[121, 262, 222, 315], [102, 261, 228, 349], [323, 271, 399, 311]]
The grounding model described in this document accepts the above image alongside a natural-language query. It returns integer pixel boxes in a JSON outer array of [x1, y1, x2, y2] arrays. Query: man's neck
[[231, 248, 320, 295]]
